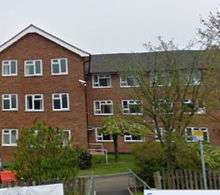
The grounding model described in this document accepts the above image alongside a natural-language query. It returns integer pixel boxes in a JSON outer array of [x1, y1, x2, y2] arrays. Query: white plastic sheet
[[0, 183, 64, 195], [144, 190, 220, 195]]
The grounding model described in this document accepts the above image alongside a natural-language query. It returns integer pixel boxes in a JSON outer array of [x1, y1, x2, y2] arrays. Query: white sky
[[0, 0, 219, 54]]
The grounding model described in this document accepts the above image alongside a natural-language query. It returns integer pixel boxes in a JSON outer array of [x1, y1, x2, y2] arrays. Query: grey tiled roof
[[89, 50, 207, 74]]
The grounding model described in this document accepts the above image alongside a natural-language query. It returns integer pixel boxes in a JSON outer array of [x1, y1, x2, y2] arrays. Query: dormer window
[[92, 74, 111, 88], [51, 58, 68, 75], [120, 75, 139, 87], [2, 60, 17, 76]]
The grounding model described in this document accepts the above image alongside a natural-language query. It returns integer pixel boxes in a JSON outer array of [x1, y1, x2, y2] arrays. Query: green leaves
[[12, 122, 78, 183], [102, 115, 150, 137]]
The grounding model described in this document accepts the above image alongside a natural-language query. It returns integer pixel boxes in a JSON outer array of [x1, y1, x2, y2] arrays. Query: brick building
[[0, 25, 220, 162]]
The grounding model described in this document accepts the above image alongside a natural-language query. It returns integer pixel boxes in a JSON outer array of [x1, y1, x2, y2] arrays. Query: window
[[92, 74, 111, 88], [24, 60, 42, 76], [51, 58, 68, 75], [120, 75, 139, 87], [62, 130, 71, 146], [182, 99, 206, 114], [154, 128, 165, 142], [2, 60, 17, 76], [184, 70, 201, 85], [150, 71, 171, 86], [94, 100, 113, 115], [185, 127, 209, 142], [95, 128, 113, 142], [25, 94, 44, 111], [2, 94, 18, 111], [154, 98, 173, 114], [154, 128, 175, 142], [52, 93, 70, 111], [124, 133, 144, 142], [2, 129, 18, 146], [122, 100, 142, 115]]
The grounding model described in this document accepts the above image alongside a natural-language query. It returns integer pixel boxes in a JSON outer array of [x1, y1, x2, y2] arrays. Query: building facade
[[1, 25, 220, 162]]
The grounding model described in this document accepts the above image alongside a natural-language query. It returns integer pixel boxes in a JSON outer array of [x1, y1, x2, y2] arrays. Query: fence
[[154, 169, 220, 190], [128, 169, 151, 194]]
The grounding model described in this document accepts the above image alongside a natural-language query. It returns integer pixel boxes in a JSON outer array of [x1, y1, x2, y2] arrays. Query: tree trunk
[[113, 135, 118, 162]]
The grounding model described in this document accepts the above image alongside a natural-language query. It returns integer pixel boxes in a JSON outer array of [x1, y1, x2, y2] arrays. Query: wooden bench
[[88, 143, 108, 164]]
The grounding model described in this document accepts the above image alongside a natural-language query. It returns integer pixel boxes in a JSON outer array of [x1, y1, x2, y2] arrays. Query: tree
[[102, 115, 150, 161], [198, 7, 220, 48], [121, 37, 211, 168], [12, 123, 78, 183], [198, 7, 220, 117]]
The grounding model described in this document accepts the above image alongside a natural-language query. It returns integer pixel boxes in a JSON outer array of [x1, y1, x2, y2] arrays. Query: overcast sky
[[0, 0, 219, 54]]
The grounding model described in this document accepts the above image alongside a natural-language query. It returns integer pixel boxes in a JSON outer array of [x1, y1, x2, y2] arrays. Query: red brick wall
[[0, 33, 88, 162]]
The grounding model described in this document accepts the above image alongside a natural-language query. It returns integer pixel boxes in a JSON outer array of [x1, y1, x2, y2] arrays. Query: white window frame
[[2, 60, 17, 76], [183, 99, 206, 114], [51, 58, 68, 75], [122, 100, 143, 115], [24, 59, 43, 76], [124, 134, 144, 142], [92, 74, 112, 88], [154, 128, 176, 142], [150, 71, 171, 87], [120, 75, 139, 88], [52, 93, 70, 111], [2, 94, 18, 111], [95, 128, 113, 142], [94, 100, 113, 116], [25, 94, 44, 112], [2, 129, 18, 146], [185, 127, 209, 142], [62, 129, 71, 146]]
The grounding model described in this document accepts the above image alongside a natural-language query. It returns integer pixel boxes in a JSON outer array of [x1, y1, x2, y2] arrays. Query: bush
[[133, 142, 166, 186], [12, 123, 79, 183], [77, 149, 92, 170]]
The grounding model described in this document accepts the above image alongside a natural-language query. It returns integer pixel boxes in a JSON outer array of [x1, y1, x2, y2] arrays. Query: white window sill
[[2, 144, 17, 147], [92, 86, 112, 89], [124, 140, 144, 143], [24, 74, 43, 77], [94, 113, 114, 116], [96, 140, 113, 143], [123, 113, 143, 116], [2, 109, 18, 112], [51, 73, 68, 76], [25, 110, 44, 112], [53, 109, 70, 112], [120, 85, 139, 88], [2, 74, 17, 77]]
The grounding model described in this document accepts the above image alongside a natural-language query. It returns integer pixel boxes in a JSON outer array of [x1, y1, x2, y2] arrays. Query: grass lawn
[[79, 154, 136, 176]]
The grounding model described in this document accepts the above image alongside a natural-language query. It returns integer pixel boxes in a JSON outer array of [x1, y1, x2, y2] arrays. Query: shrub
[[12, 123, 79, 183], [77, 149, 92, 170], [132, 142, 166, 186]]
